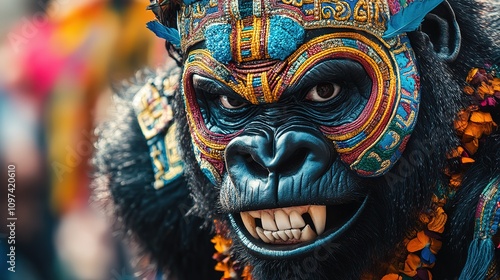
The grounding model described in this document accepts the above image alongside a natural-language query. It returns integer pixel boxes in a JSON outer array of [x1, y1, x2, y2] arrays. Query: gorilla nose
[[225, 125, 334, 206]]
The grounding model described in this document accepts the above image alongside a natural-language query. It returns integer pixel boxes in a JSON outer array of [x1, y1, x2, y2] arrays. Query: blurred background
[[0, 0, 169, 279]]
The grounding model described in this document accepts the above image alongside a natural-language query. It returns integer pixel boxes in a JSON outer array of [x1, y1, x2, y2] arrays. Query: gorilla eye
[[220, 95, 248, 109], [306, 82, 341, 102]]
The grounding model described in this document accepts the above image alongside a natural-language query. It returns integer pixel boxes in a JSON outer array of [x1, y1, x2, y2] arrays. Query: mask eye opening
[[305, 82, 342, 102]]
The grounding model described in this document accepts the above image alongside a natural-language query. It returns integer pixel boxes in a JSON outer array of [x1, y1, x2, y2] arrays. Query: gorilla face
[[180, 29, 425, 277]]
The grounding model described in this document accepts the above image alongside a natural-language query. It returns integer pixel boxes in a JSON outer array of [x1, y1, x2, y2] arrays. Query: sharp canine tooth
[[300, 224, 317, 242], [262, 212, 278, 231], [256, 227, 271, 243], [308, 205, 326, 235], [277, 231, 289, 241], [240, 212, 258, 239], [272, 232, 280, 240], [248, 211, 260, 218], [291, 229, 301, 239], [263, 230, 275, 242], [290, 211, 306, 228], [275, 210, 291, 230], [285, 229, 293, 239]]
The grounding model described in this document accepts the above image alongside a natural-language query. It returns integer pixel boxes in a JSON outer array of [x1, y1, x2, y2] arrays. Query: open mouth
[[229, 197, 368, 257], [240, 205, 327, 244]]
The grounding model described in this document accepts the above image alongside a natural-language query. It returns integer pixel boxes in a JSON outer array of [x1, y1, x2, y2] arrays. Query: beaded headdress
[[146, 0, 443, 183], [148, 0, 444, 54]]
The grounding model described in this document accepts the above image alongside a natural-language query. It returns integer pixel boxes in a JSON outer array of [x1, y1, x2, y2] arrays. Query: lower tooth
[[263, 230, 275, 242], [277, 231, 289, 241], [272, 232, 280, 240], [285, 229, 293, 239], [300, 224, 317, 242], [256, 227, 272, 243], [291, 229, 301, 239]]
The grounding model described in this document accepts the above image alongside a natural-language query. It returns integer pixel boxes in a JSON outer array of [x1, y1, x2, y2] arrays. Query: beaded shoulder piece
[[132, 69, 184, 189]]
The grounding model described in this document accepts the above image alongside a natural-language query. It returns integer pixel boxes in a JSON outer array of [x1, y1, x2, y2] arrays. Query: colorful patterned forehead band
[[148, 0, 444, 60]]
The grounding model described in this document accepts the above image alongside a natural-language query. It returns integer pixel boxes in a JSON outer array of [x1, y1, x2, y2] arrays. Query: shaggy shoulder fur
[[92, 69, 219, 280]]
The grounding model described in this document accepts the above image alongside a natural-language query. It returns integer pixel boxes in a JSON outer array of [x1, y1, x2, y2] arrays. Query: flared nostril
[[241, 152, 268, 178], [276, 147, 309, 176]]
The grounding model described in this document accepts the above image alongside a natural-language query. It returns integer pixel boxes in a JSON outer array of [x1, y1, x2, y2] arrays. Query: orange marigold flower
[[241, 265, 253, 280], [212, 235, 232, 255], [460, 111, 497, 155], [492, 77, 500, 93], [466, 68, 479, 84], [463, 85, 475, 95], [449, 173, 463, 188], [476, 82, 494, 99], [434, 197, 447, 208], [407, 231, 429, 252], [419, 213, 430, 224], [454, 110, 470, 136], [407, 231, 442, 254], [461, 137, 479, 155], [381, 273, 403, 280], [428, 207, 447, 233], [463, 121, 487, 139], [403, 253, 421, 276], [429, 239, 443, 255], [447, 146, 464, 159], [461, 157, 475, 164], [215, 260, 237, 279], [470, 111, 494, 123], [467, 68, 490, 85]]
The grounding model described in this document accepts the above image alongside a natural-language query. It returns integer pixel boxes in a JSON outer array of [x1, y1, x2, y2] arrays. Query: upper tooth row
[[261, 210, 306, 231]]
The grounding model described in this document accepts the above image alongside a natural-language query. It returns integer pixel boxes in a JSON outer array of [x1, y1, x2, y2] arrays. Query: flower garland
[[211, 64, 500, 280], [382, 64, 499, 280], [212, 220, 253, 280]]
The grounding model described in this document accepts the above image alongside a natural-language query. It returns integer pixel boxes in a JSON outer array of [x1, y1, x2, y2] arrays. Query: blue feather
[[383, 0, 444, 39], [146, 20, 181, 48]]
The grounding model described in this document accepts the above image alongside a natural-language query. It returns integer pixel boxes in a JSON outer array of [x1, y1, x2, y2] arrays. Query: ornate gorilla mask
[[180, 0, 421, 184], [169, 0, 432, 256], [130, 0, 467, 269]]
